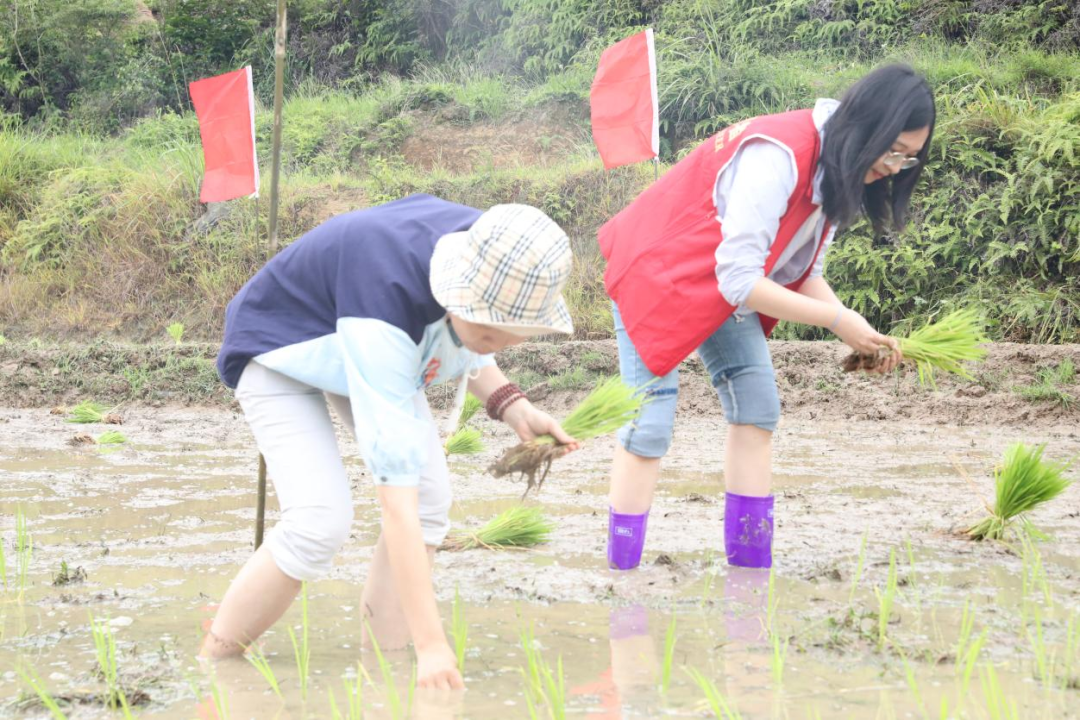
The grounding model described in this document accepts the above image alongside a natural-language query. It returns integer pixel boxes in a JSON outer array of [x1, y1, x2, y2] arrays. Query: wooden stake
[[256, 0, 288, 549]]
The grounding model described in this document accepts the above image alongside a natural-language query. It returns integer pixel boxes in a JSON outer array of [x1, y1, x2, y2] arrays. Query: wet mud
[[1, 402, 1079, 718]]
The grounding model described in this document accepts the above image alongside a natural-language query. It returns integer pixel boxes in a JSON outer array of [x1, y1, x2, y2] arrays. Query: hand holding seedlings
[[834, 309, 902, 373]]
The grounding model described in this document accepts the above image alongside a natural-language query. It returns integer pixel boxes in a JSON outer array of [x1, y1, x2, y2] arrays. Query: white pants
[[235, 361, 452, 581]]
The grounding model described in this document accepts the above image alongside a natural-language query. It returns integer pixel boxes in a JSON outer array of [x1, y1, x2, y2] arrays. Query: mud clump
[[68, 433, 95, 446], [841, 347, 892, 373], [488, 441, 571, 498]]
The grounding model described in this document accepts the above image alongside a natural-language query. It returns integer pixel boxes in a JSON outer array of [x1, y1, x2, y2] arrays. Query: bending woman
[[599, 64, 935, 570], [204, 195, 578, 690]]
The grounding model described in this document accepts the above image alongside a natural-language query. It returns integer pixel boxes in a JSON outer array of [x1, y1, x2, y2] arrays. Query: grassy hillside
[[0, 0, 1077, 343]]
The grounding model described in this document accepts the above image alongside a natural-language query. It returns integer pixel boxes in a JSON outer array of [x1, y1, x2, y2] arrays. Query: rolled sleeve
[[713, 140, 797, 307], [337, 317, 429, 487]]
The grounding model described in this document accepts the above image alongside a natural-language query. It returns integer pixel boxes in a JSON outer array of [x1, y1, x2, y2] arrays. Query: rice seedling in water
[[363, 619, 412, 719], [166, 322, 184, 345], [207, 669, 230, 720], [442, 506, 553, 551], [286, 582, 311, 700], [1026, 606, 1054, 688], [444, 426, 483, 456], [15, 506, 32, 597], [489, 376, 647, 496], [244, 643, 283, 699], [66, 401, 109, 424], [90, 614, 133, 716], [518, 625, 566, 720], [684, 667, 742, 720], [0, 533, 6, 591], [955, 600, 988, 698], [451, 587, 468, 673], [96, 430, 127, 445], [979, 664, 1019, 720], [17, 664, 68, 720], [966, 443, 1073, 541], [898, 650, 927, 720], [1062, 612, 1079, 691], [770, 627, 789, 686], [1019, 533, 1052, 606], [660, 613, 677, 694], [873, 549, 898, 651], [458, 392, 482, 426], [848, 531, 869, 604], [842, 308, 988, 386]]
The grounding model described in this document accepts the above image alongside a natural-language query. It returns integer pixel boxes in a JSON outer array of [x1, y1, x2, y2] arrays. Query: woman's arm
[[377, 486, 462, 689], [469, 364, 580, 448], [797, 275, 843, 307], [745, 278, 900, 371]]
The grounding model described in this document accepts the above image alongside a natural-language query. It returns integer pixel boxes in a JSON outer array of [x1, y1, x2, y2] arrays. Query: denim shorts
[[614, 303, 780, 458]]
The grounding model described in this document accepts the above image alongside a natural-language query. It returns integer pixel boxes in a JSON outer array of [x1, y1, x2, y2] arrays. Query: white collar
[[811, 98, 840, 205]]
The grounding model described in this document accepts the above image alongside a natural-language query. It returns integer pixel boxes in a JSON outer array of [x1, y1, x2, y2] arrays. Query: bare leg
[[724, 424, 772, 496], [608, 445, 662, 514], [200, 545, 301, 658], [361, 532, 437, 650]]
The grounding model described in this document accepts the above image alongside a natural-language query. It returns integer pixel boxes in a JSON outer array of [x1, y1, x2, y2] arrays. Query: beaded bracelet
[[494, 390, 527, 421], [486, 382, 526, 421]]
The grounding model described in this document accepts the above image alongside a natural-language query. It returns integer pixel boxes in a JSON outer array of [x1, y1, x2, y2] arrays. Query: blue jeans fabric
[[614, 303, 780, 458]]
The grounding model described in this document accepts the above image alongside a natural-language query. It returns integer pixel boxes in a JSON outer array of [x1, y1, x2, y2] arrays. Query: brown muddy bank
[[1, 339, 1077, 428]]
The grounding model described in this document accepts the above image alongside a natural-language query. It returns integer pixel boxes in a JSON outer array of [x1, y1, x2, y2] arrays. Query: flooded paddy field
[[1, 400, 1079, 718]]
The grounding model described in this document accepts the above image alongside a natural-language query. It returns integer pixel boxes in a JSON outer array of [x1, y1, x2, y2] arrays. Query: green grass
[[443, 506, 554, 551], [166, 322, 184, 345], [966, 443, 1073, 541], [1015, 359, 1076, 409]]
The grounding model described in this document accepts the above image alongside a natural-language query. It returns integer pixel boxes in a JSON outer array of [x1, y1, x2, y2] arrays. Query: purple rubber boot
[[607, 508, 649, 570], [724, 492, 774, 569]]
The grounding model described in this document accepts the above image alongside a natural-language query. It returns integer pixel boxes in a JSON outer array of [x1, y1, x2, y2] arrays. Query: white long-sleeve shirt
[[713, 98, 840, 314]]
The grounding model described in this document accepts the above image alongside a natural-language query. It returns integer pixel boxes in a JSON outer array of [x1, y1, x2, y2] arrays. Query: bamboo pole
[[256, 0, 288, 550]]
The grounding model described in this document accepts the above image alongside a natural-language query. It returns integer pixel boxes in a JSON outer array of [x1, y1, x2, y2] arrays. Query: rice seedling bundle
[[458, 393, 482, 427], [442, 506, 553, 551], [489, 376, 647, 496], [842, 308, 988, 386], [96, 431, 127, 445], [966, 443, 1073, 541], [66, 401, 122, 425], [444, 427, 483, 456]]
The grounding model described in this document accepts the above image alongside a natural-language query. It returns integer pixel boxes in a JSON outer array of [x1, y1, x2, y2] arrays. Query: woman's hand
[[833, 309, 902, 373], [502, 399, 580, 451], [416, 642, 464, 690]]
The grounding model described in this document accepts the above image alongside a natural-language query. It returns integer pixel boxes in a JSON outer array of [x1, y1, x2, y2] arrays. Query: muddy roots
[[488, 440, 569, 498], [841, 346, 892, 373]]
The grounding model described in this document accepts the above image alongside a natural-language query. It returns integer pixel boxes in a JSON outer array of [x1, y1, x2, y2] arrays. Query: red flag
[[590, 29, 659, 170], [189, 67, 259, 203]]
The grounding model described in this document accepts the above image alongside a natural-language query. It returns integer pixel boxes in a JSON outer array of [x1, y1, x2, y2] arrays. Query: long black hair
[[820, 64, 935, 234]]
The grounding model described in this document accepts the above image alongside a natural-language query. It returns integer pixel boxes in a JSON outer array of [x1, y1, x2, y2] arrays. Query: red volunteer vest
[[599, 109, 831, 376]]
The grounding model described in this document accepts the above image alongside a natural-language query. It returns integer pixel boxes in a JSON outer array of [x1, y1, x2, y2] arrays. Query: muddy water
[[1, 406, 1079, 718]]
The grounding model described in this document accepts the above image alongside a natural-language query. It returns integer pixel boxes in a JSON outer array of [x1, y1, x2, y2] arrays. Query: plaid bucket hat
[[430, 204, 574, 337]]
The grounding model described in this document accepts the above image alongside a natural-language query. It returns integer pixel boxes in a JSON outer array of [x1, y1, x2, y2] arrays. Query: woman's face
[[864, 125, 931, 184], [448, 314, 529, 355]]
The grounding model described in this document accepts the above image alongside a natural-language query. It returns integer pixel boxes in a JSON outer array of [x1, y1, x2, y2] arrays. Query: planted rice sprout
[[684, 667, 742, 720], [15, 506, 32, 597], [328, 665, 364, 720], [363, 619, 413, 720], [286, 582, 311, 700], [444, 427, 484, 456], [17, 664, 68, 720], [245, 643, 283, 699], [90, 614, 133, 715], [842, 308, 988, 386], [519, 624, 566, 720], [873, 550, 899, 651], [660, 613, 677, 694], [966, 443, 1073, 541], [451, 587, 468, 673], [442, 506, 554, 551], [490, 376, 647, 497]]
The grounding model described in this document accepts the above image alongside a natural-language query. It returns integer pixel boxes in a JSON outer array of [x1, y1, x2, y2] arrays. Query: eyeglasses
[[882, 151, 920, 170]]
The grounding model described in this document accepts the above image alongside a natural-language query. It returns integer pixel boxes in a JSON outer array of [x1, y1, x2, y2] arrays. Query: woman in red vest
[[599, 64, 935, 571]]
